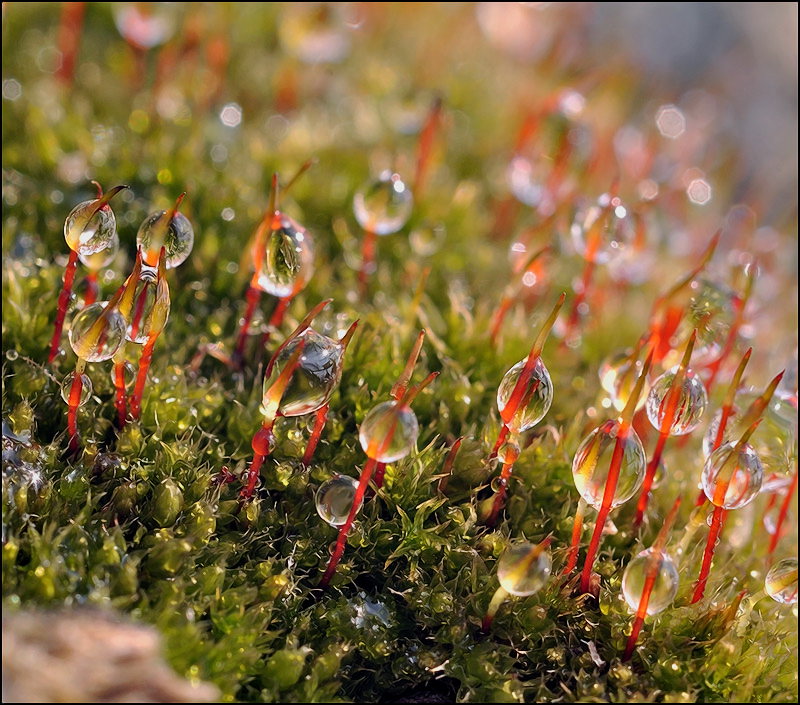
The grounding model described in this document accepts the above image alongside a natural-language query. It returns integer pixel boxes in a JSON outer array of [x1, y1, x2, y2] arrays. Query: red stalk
[[301, 404, 329, 467], [358, 228, 377, 294], [113, 360, 128, 428], [66, 363, 85, 454], [437, 436, 464, 494], [581, 351, 653, 593], [233, 285, 262, 365], [48, 249, 79, 364], [414, 95, 443, 199], [83, 271, 99, 306], [260, 294, 293, 349], [130, 334, 157, 420], [55, 2, 86, 86], [486, 443, 520, 527], [373, 462, 388, 490], [768, 467, 798, 556], [623, 496, 681, 660], [634, 332, 697, 527], [562, 498, 587, 576]]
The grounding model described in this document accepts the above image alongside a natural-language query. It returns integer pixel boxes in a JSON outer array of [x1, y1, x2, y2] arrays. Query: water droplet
[[496, 357, 553, 433], [60, 372, 93, 406], [497, 541, 552, 597], [353, 172, 413, 236], [622, 548, 679, 615], [69, 302, 127, 362], [765, 558, 798, 605], [701, 441, 763, 509], [137, 209, 194, 269], [359, 400, 419, 463], [646, 367, 708, 435], [64, 199, 118, 256], [256, 214, 315, 297], [572, 419, 646, 509], [315, 475, 361, 526]]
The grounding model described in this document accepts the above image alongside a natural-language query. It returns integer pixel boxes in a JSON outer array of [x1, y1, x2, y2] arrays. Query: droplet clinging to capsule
[[64, 199, 118, 256], [572, 419, 647, 509], [646, 366, 708, 435], [622, 548, 679, 615], [78, 232, 119, 271], [60, 372, 93, 406], [69, 301, 127, 362], [353, 172, 413, 236], [316, 474, 362, 526], [358, 400, 419, 463], [570, 193, 636, 265], [599, 351, 650, 413], [671, 278, 738, 367], [701, 441, 763, 510], [256, 213, 315, 297], [124, 271, 161, 344], [497, 541, 552, 597], [496, 357, 553, 433], [137, 206, 194, 269], [261, 329, 345, 418], [765, 558, 798, 605]]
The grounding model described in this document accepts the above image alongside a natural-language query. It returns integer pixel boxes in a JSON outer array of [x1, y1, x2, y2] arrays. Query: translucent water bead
[[316, 475, 361, 526], [622, 548, 679, 615], [646, 367, 708, 435], [497, 541, 552, 597], [125, 271, 162, 344], [496, 357, 553, 433], [353, 172, 413, 235], [599, 352, 650, 413], [672, 279, 737, 366], [701, 441, 763, 509], [64, 199, 117, 256], [256, 214, 315, 298], [358, 401, 419, 463], [137, 209, 194, 269], [570, 193, 636, 265], [78, 232, 119, 270], [572, 420, 647, 509], [69, 302, 127, 362], [262, 329, 345, 418], [765, 558, 798, 605], [60, 372, 92, 406]]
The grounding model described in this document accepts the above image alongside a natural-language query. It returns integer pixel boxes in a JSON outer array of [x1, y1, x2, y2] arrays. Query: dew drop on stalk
[[316, 475, 362, 526], [358, 400, 419, 463], [646, 366, 708, 435], [124, 271, 163, 344], [765, 558, 798, 605], [496, 357, 553, 433], [109, 360, 137, 390], [572, 420, 647, 509], [701, 441, 763, 509], [60, 372, 92, 405], [261, 329, 346, 417], [496, 437, 521, 465], [137, 205, 194, 269], [69, 302, 127, 362], [599, 352, 650, 413], [622, 548, 679, 615], [570, 193, 636, 265], [353, 172, 413, 236], [497, 541, 552, 597], [702, 406, 741, 459], [256, 213, 315, 297], [78, 232, 118, 270], [671, 278, 737, 366], [65, 199, 118, 256]]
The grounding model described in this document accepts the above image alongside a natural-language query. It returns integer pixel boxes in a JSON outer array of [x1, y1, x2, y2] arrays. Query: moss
[[2, 3, 797, 703]]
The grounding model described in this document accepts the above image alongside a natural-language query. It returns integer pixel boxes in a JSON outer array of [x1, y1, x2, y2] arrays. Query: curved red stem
[[634, 431, 668, 527], [261, 294, 292, 349], [690, 504, 727, 603], [768, 467, 798, 555], [113, 360, 128, 428], [49, 249, 79, 364], [302, 404, 329, 467], [67, 368, 84, 454], [320, 456, 378, 587], [83, 271, 99, 306], [130, 335, 157, 420]]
